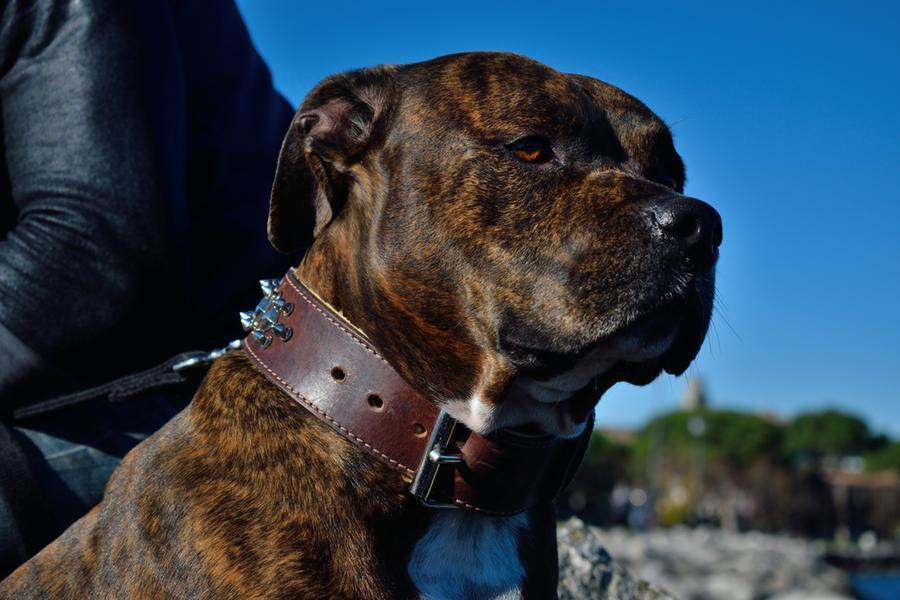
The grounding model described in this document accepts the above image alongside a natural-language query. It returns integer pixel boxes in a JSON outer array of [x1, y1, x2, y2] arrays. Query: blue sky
[[236, 1, 900, 435]]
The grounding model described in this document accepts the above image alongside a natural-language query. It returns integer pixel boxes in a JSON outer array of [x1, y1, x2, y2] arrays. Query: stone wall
[[557, 518, 855, 600]]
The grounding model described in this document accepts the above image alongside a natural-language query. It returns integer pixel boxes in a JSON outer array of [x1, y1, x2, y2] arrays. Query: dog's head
[[270, 52, 721, 438]]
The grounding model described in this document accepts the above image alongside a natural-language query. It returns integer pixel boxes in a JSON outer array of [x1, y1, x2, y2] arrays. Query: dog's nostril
[[413, 423, 427, 438], [331, 366, 346, 382], [666, 211, 701, 240], [367, 394, 384, 410]]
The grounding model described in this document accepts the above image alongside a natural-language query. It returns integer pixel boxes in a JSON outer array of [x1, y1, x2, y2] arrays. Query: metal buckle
[[409, 409, 465, 509]]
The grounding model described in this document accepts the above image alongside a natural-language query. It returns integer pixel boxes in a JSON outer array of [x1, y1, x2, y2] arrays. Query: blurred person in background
[[0, 0, 299, 575]]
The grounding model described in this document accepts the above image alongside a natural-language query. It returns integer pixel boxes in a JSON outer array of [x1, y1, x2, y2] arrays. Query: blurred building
[[681, 377, 707, 411]]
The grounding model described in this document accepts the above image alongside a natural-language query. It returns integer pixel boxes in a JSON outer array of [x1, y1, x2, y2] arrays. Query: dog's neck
[[281, 235, 540, 599], [294, 213, 497, 416]]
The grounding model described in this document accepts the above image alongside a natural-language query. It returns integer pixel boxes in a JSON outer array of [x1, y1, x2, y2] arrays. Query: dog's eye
[[509, 137, 553, 164]]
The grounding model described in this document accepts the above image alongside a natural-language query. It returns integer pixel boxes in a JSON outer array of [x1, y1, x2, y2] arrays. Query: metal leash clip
[[409, 409, 466, 509], [173, 276, 296, 372], [171, 339, 242, 372]]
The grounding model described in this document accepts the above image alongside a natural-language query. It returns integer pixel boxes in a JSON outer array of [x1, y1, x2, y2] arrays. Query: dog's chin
[[492, 300, 712, 438]]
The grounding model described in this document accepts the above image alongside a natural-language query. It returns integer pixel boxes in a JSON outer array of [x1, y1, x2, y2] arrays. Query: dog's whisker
[[712, 303, 741, 343]]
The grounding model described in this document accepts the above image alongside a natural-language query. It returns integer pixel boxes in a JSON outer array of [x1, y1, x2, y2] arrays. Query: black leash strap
[[12, 341, 240, 421]]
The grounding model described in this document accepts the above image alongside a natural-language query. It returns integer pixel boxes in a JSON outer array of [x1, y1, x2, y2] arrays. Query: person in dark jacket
[[0, 0, 298, 575]]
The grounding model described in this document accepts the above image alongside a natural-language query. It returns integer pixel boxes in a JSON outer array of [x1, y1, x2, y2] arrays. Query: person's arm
[[0, 0, 188, 402]]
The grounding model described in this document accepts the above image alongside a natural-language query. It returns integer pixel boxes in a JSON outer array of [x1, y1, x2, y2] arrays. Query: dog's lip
[[520, 306, 682, 399], [496, 297, 710, 437], [500, 422, 555, 439]]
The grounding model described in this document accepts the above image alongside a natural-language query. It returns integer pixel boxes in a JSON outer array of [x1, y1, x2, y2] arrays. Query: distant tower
[[681, 377, 707, 411]]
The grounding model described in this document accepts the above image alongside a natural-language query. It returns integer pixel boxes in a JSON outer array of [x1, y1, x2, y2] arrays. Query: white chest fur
[[408, 510, 528, 600]]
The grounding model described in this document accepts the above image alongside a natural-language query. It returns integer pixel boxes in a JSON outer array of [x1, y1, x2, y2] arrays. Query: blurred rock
[[558, 518, 675, 599], [558, 517, 856, 599]]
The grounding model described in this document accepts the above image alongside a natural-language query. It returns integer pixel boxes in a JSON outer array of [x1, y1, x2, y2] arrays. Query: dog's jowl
[[1, 52, 721, 599]]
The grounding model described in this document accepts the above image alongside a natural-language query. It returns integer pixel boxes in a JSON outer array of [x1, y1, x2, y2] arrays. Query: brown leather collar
[[241, 271, 592, 516]]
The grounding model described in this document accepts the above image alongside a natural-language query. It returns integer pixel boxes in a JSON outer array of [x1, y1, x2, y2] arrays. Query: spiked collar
[[240, 271, 592, 516]]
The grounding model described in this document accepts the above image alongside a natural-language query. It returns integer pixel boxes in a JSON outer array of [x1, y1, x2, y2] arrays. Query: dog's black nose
[[652, 197, 722, 269]]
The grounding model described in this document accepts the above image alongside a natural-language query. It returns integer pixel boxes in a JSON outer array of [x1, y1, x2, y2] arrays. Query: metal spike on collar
[[259, 279, 280, 299], [240, 277, 293, 347]]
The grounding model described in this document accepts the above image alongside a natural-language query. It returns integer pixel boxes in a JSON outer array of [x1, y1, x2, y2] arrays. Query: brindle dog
[[1, 52, 721, 598]]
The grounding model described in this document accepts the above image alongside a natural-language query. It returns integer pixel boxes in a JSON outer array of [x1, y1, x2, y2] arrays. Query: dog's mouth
[[497, 294, 712, 438]]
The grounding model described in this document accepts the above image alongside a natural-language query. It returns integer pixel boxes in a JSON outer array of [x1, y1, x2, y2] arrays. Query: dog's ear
[[268, 66, 397, 253]]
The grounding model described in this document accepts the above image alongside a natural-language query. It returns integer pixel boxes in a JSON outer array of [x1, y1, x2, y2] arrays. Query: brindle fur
[[1, 52, 715, 598]]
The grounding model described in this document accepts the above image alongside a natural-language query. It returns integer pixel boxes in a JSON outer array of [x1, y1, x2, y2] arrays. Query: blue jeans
[[0, 391, 190, 577]]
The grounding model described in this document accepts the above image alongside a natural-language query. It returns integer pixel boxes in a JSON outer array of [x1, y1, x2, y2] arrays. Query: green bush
[[633, 409, 783, 465], [782, 410, 870, 457], [583, 431, 633, 465], [865, 442, 900, 473]]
